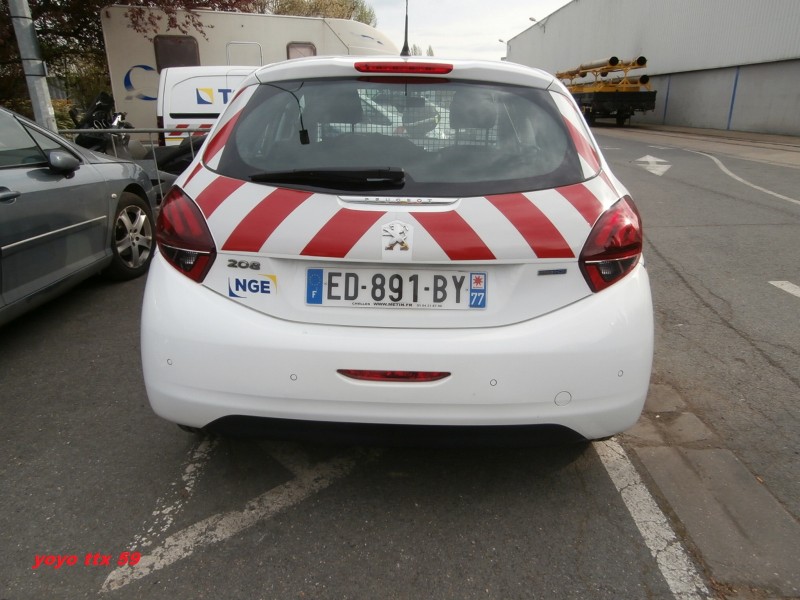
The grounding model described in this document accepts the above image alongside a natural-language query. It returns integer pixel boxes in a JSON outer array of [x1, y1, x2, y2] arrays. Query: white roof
[[244, 56, 557, 89]]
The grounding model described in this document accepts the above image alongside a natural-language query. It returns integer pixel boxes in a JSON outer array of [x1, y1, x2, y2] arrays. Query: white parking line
[[690, 151, 800, 207], [595, 439, 710, 600], [769, 280, 800, 298], [100, 445, 379, 593], [102, 438, 709, 596], [770, 281, 800, 298], [132, 437, 218, 550]]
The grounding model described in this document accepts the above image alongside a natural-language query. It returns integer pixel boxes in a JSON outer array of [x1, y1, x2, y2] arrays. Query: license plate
[[306, 268, 487, 309]]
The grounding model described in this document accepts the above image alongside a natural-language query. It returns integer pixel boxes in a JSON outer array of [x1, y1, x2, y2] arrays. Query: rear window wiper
[[250, 167, 405, 189]]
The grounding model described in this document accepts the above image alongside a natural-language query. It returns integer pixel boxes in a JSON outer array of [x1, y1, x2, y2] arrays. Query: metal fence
[[58, 127, 208, 159], [59, 127, 208, 198]]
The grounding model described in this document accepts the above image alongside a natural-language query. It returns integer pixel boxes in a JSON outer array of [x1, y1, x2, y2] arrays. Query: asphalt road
[[1, 125, 798, 600], [596, 125, 800, 598], [597, 125, 799, 511]]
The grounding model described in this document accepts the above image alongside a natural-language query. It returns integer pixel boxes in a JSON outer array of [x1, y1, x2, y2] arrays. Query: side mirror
[[47, 150, 80, 176]]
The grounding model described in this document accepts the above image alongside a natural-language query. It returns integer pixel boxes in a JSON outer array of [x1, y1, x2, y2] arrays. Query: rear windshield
[[215, 78, 586, 197]]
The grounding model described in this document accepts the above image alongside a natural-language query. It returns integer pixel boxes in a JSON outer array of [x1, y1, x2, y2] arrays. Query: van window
[[154, 35, 200, 72], [226, 42, 263, 66], [287, 43, 316, 59]]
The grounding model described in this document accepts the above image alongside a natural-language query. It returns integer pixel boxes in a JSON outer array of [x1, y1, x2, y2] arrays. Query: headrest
[[449, 88, 497, 129], [305, 88, 363, 124]]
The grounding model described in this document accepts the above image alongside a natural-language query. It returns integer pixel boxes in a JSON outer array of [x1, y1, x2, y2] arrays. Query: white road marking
[[132, 437, 218, 550], [635, 155, 672, 176], [690, 151, 800, 207], [595, 439, 710, 600], [769, 280, 800, 298], [101, 445, 378, 593], [101, 436, 710, 596]]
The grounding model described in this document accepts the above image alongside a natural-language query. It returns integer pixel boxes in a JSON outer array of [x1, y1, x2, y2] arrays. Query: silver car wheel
[[114, 204, 153, 269]]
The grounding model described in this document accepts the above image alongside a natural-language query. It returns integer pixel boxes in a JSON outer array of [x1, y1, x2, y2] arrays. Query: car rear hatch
[[157, 59, 641, 329]]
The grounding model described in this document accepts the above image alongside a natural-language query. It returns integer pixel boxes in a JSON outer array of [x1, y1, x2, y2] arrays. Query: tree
[[0, 0, 377, 112], [407, 43, 434, 57], [263, 0, 376, 26]]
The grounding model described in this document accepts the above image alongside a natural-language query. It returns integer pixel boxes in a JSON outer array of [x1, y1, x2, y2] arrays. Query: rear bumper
[[141, 255, 654, 440]]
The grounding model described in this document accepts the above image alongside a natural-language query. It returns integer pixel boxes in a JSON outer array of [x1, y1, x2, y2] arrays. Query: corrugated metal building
[[505, 0, 800, 135]]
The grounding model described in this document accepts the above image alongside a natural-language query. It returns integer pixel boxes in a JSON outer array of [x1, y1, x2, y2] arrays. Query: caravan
[[101, 5, 398, 135]]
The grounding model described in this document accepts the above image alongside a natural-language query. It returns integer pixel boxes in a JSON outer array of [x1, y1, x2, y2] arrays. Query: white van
[[157, 66, 255, 145]]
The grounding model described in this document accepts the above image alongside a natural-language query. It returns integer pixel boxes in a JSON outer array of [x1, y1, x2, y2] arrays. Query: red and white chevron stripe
[[179, 172, 622, 263], [178, 83, 624, 263], [167, 123, 214, 137], [201, 84, 258, 171], [550, 90, 601, 180]]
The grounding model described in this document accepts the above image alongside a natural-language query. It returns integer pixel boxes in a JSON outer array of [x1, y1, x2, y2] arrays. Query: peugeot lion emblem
[[382, 221, 414, 260]]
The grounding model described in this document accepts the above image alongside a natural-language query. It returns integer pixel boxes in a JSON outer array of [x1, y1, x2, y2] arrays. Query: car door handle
[[0, 188, 21, 203]]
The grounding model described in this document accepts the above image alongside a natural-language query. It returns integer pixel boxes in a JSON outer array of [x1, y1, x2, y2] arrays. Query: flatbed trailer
[[572, 90, 657, 126], [557, 57, 657, 126]]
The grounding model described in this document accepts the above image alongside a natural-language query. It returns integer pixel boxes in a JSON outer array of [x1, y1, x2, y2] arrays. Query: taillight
[[354, 62, 453, 75], [156, 187, 216, 282], [579, 196, 642, 293], [337, 370, 450, 382]]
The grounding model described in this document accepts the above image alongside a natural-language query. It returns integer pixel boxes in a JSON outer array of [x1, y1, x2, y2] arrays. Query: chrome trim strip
[[339, 196, 458, 205], [1, 216, 107, 253]]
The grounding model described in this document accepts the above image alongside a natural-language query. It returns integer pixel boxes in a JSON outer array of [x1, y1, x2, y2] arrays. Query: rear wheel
[[104, 192, 154, 280], [177, 424, 206, 435]]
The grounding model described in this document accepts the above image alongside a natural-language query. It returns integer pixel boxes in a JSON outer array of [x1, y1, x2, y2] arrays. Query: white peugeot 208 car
[[141, 56, 653, 442]]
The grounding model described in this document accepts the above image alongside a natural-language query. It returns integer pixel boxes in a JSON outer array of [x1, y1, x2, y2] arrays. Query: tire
[[103, 192, 154, 281], [615, 111, 628, 127], [177, 424, 206, 435]]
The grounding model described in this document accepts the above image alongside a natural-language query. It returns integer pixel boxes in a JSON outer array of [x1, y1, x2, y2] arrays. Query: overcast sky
[[369, 0, 572, 61]]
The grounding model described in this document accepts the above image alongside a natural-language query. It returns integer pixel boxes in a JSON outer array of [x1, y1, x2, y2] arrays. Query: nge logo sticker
[[228, 275, 277, 298]]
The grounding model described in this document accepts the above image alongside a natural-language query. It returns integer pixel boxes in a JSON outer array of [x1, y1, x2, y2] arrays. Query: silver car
[[0, 106, 156, 326]]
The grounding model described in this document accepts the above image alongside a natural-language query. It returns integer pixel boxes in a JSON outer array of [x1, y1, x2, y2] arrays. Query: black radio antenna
[[400, 0, 410, 56]]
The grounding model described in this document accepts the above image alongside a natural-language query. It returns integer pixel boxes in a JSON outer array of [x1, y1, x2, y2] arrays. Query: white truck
[[100, 5, 398, 134]]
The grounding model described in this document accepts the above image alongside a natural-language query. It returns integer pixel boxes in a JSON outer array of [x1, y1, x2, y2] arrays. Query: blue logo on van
[[123, 65, 157, 101], [196, 88, 235, 105]]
